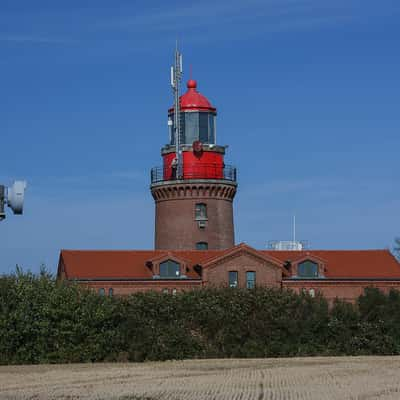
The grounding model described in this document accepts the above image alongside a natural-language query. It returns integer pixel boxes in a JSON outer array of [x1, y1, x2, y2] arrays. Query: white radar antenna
[[0, 180, 27, 221], [170, 43, 183, 179]]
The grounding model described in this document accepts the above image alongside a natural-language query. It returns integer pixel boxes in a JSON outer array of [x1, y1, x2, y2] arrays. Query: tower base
[[151, 179, 237, 250]]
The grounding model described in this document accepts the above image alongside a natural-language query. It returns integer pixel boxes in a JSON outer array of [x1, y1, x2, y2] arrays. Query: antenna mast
[[170, 44, 183, 179], [293, 215, 296, 243]]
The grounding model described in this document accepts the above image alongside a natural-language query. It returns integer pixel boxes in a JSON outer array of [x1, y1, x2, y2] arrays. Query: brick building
[[58, 244, 400, 303], [57, 53, 400, 303]]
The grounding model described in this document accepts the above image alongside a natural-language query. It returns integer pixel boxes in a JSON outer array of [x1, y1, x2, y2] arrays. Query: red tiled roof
[[59, 249, 221, 280], [59, 247, 400, 281], [261, 250, 400, 279]]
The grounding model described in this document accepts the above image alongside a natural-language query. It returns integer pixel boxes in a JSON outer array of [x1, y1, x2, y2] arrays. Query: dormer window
[[160, 259, 181, 279], [298, 260, 319, 278]]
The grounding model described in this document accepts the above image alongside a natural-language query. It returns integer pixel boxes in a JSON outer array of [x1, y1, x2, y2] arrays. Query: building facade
[[57, 61, 400, 303], [58, 244, 400, 303]]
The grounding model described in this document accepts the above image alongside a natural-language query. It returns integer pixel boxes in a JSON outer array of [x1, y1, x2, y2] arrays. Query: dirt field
[[1, 356, 400, 399]]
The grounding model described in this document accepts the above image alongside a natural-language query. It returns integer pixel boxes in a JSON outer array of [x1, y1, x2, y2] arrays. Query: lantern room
[[168, 79, 217, 145], [150, 78, 236, 184]]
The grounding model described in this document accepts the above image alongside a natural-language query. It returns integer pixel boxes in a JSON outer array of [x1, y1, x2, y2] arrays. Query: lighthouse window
[[199, 112, 209, 143], [195, 203, 207, 220], [160, 260, 181, 279], [209, 114, 215, 144], [196, 242, 208, 250], [298, 260, 319, 278], [229, 271, 238, 288], [184, 112, 198, 144], [170, 111, 216, 144]]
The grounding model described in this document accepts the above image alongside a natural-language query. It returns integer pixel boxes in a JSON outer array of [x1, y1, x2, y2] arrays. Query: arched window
[[98, 288, 105, 296], [298, 260, 319, 278], [195, 203, 207, 220], [196, 241, 208, 250], [160, 260, 181, 279], [108, 288, 114, 297]]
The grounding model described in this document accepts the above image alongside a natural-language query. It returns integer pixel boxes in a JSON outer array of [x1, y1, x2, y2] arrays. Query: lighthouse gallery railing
[[151, 164, 237, 184]]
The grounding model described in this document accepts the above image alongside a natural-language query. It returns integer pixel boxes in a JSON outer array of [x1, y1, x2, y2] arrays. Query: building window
[[298, 260, 319, 278], [246, 271, 256, 289], [162, 288, 169, 294], [309, 288, 315, 297], [172, 288, 177, 295], [195, 203, 207, 220], [108, 288, 114, 297], [160, 260, 181, 279], [98, 288, 105, 296], [229, 271, 238, 288], [196, 241, 208, 250]]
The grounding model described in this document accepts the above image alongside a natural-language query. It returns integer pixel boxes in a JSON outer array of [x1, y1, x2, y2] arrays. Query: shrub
[[1, 269, 400, 364]]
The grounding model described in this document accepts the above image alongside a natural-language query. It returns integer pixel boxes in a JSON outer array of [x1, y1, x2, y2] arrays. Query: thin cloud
[[2, 1, 394, 48], [99, 0, 357, 37], [0, 35, 74, 45]]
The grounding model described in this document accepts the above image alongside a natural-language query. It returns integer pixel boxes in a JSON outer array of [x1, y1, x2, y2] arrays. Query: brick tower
[[150, 51, 237, 250]]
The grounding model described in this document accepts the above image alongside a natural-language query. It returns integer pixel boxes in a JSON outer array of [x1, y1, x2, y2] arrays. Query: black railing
[[151, 164, 237, 184]]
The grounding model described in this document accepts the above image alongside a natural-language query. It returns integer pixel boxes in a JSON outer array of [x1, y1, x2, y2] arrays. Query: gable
[[202, 247, 283, 287], [203, 243, 286, 273], [213, 252, 279, 272]]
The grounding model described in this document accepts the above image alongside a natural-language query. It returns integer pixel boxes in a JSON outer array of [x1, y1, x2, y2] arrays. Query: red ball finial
[[187, 79, 197, 89]]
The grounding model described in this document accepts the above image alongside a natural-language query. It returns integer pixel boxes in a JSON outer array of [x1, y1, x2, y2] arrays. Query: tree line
[[1, 268, 400, 364]]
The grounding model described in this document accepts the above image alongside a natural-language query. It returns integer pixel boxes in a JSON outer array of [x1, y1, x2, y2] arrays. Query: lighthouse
[[150, 50, 237, 250]]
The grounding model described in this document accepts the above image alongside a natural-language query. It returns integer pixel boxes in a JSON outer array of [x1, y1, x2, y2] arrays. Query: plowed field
[[1, 357, 400, 399]]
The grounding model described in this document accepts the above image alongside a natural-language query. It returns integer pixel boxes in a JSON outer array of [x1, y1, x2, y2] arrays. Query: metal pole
[[0, 185, 5, 221], [172, 45, 183, 179]]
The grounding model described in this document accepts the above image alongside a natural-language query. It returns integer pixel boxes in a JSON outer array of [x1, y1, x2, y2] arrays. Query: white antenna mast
[[171, 42, 183, 179], [293, 215, 296, 243]]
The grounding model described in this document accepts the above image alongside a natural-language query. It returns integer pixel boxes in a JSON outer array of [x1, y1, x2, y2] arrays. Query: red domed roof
[[169, 80, 216, 113]]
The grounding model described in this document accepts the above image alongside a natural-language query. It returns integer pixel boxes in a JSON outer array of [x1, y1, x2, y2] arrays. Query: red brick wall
[[152, 181, 236, 250], [77, 277, 400, 303], [203, 253, 282, 288], [80, 280, 202, 296], [284, 280, 400, 303]]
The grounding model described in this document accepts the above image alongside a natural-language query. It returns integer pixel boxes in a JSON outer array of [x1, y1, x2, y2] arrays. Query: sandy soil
[[1, 356, 400, 399]]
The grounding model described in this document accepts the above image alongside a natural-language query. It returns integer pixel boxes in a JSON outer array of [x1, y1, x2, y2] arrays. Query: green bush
[[0, 267, 124, 364], [1, 269, 400, 364]]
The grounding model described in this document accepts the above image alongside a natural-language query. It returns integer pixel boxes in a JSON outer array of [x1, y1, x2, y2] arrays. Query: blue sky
[[1, 0, 399, 274]]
